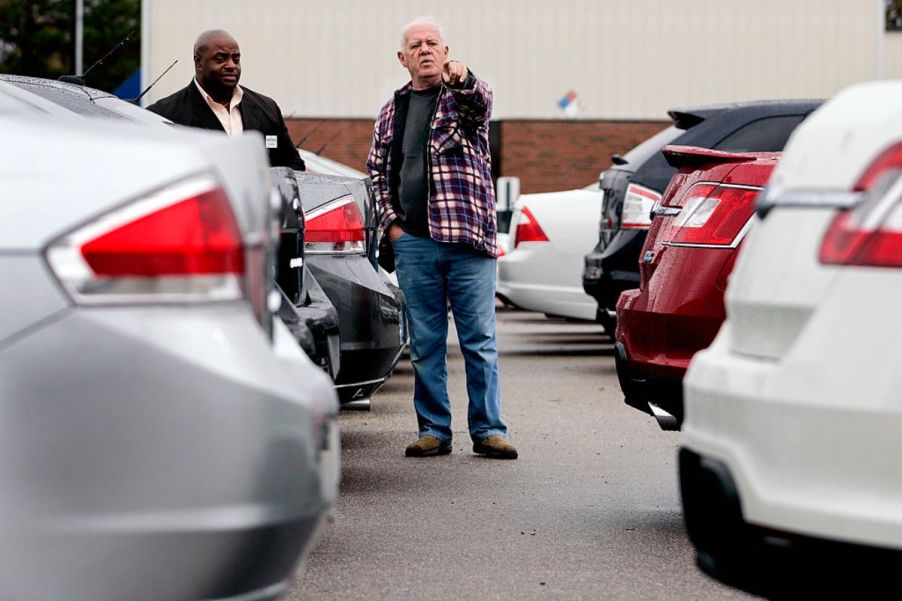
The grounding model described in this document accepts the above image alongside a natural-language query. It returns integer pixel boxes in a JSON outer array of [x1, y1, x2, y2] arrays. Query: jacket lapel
[[238, 91, 260, 131], [187, 82, 227, 132]]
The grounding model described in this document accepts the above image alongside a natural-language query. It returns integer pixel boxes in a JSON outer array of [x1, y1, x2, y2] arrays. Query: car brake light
[[305, 195, 366, 254], [852, 142, 902, 192], [661, 183, 759, 247], [46, 174, 247, 304], [820, 143, 902, 267], [621, 183, 660, 229], [513, 206, 548, 248]]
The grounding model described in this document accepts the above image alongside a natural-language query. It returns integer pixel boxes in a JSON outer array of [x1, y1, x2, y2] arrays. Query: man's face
[[398, 23, 448, 88], [195, 34, 241, 97]]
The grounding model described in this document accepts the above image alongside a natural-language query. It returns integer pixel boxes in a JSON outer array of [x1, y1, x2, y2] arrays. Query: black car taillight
[[621, 183, 661, 229], [304, 195, 366, 255]]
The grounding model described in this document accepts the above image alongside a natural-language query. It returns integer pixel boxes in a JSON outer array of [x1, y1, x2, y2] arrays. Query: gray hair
[[400, 17, 444, 49]]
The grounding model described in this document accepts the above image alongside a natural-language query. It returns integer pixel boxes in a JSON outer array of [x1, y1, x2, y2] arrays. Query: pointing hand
[[442, 61, 469, 86]]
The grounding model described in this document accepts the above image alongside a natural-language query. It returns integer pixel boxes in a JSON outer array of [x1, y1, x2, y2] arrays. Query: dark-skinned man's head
[[193, 29, 240, 104]]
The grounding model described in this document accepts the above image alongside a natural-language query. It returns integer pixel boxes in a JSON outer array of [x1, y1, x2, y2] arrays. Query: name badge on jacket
[[266, 135, 278, 149]]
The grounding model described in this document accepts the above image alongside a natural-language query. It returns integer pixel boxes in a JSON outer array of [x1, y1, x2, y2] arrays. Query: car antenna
[[295, 121, 323, 150], [314, 128, 344, 155], [60, 29, 136, 87], [611, 153, 628, 166], [132, 59, 179, 104]]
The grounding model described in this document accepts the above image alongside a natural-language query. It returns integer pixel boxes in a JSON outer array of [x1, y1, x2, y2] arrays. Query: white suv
[[680, 81, 902, 597]]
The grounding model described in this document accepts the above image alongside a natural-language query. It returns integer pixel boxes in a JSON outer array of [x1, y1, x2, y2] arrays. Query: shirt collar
[[194, 78, 243, 108]]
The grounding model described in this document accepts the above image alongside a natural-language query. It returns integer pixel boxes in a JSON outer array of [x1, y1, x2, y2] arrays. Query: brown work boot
[[405, 435, 452, 457], [473, 435, 518, 459]]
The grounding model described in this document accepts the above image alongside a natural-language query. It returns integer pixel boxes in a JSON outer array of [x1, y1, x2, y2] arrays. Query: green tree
[[888, 0, 902, 30], [0, 0, 140, 94]]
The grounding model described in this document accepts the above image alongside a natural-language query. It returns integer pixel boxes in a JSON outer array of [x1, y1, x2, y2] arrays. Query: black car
[[582, 99, 822, 334], [294, 172, 406, 405], [271, 167, 342, 378]]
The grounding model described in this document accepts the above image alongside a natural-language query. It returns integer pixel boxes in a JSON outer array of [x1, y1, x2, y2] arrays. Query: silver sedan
[[0, 89, 339, 601]]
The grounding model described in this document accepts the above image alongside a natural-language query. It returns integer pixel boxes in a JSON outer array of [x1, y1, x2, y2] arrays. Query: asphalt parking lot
[[289, 306, 754, 600]]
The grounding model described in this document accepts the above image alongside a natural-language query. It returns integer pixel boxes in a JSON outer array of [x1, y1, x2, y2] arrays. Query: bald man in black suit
[[148, 29, 305, 171]]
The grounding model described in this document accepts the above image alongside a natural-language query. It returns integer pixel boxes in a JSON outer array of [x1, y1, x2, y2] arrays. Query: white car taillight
[[661, 183, 760, 248], [621, 183, 661, 229], [819, 143, 902, 267], [46, 174, 249, 305], [304, 195, 366, 255], [513, 206, 549, 249]]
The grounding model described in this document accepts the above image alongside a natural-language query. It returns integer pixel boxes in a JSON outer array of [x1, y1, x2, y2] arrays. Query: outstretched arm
[[442, 60, 492, 127]]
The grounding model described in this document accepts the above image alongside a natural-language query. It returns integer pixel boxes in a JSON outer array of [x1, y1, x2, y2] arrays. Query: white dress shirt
[[194, 78, 244, 136]]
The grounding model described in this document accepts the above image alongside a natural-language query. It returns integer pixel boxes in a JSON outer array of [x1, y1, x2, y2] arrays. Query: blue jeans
[[392, 233, 507, 444]]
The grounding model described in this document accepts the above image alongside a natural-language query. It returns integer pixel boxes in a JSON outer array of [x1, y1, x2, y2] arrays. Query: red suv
[[614, 145, 778, 429]]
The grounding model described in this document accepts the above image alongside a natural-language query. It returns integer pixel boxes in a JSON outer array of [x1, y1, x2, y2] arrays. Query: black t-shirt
[[398, 86, 439, 237]]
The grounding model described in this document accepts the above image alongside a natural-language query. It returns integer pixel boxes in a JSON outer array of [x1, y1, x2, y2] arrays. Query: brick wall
[[498, 120, 669, 193], [286, 118, 669, 194], [286, 118, 375, 173]]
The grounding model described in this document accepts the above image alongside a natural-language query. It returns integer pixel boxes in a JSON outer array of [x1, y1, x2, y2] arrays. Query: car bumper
[[582, 229, 645, 319], [680, 447, 902, 597], [307, 255, 406, 403], [614, 285, 725, 427], [682, 322, 902, 555], [0, 305, 338, 601], [614, 341, 683, 429], [296, 272, 342, 379], [498, 245, 596, 321]]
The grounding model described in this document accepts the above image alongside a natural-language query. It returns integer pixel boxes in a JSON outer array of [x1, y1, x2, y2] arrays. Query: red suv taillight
[[621, 183, 661, 229], [513, 206, 548, 248], [819, 142, 902, 267], [304, 195, 366, 254], [661, 183, 759, 248], [46, 174, 248, 304]]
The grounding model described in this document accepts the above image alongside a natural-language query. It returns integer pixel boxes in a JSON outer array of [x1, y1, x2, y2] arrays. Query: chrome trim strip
[[334, 376, 387, 389]]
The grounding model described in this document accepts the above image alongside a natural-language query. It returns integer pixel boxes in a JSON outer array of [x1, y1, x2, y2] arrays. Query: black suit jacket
[[147, 81, 305, 171]]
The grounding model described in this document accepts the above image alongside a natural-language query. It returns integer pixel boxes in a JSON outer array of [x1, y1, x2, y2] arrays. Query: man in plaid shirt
[[367, 17, 517, 459]]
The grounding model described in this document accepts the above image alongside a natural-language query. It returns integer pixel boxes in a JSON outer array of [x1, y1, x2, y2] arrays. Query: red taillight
[[818, 211, 902, 267], [46, 175, 247, 304], [661, 184, 759, 247], [305, 196, 366, 254], [819, 143, 902, 267], [853, 142, 902, 192], [513, 206, 548, 248], [820, 208, 902, 267], [82, 188, 243, 276], [621, 183, 661, 229]]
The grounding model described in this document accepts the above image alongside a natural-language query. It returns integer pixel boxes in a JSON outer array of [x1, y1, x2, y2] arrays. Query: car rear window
[[713, 115, 807, 152], [620, 125, 683, 167], [296, 173, 371, 216]]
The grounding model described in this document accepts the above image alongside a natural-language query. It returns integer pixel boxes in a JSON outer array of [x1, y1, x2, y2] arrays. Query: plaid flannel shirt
[[366, 76, 498, 257]]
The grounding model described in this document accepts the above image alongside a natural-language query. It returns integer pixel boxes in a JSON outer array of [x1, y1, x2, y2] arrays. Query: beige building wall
[[143, 0, 887, 120]]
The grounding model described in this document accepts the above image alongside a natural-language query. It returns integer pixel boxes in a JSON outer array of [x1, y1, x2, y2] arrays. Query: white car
[[497, 183, 602, 320], [680, 80, 902, 596]]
